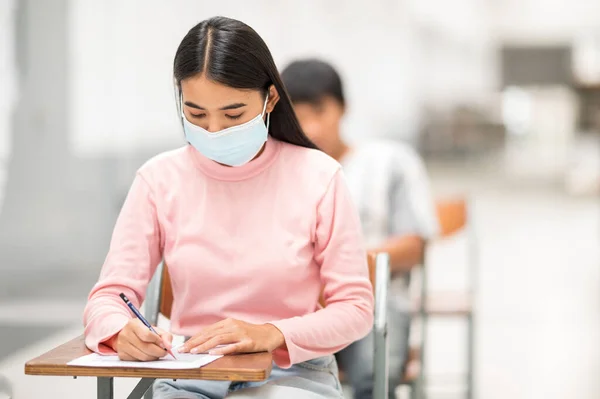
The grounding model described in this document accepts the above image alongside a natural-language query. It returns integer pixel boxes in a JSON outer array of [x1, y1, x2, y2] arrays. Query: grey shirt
[[340, 140, 439, 309]]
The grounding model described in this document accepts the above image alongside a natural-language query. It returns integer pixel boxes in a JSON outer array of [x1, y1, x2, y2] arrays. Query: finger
[[208, 341, 248, 356], [180, 327, 231, 353], [117, 348, 136, 361], [155, 328, 174, 350], [190, 333, 239, 354], [181, 324, 230, 353], [131, 321, 164, 347], [120, 342, 159, 362], [196, 318, 238, 338], [118, 345, 141, 361], [125, 327, 168, 359], [137, 340, 169, 359]]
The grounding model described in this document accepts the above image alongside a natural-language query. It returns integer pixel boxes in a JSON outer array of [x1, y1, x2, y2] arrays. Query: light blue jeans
[[153, 355, 343, 399], [336, 299, 411, 399]]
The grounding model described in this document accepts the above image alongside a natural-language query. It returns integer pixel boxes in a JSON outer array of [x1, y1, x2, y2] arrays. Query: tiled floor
[[0, 163, 598, 398]]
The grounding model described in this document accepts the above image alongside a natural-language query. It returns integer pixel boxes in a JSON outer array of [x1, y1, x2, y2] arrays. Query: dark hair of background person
[[173, 16, 317, 150], [281, 59, 345, 107]]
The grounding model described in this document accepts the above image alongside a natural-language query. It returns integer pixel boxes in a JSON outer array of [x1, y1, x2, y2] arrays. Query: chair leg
[[97, 377, 114, 399], [466, 314, 474, 399], [409, 382, 418, 399], [417, 318, 426, 399]]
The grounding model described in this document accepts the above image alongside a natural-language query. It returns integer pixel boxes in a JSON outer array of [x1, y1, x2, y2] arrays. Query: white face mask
[[181, 96, 270, 167]]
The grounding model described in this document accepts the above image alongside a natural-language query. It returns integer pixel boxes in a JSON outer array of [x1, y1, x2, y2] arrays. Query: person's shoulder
[[277, 140, 342, 185], [355, 139, 424, 169], [136, 146, 192, 183], [279, 140, 341, 171], [356, 138, 418, 159]]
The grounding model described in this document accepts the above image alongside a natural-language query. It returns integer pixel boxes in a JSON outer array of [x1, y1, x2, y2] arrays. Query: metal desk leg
[[128, 378, 156, 399], [467, 314, 474, 399], [417, 314, 427, 399], [144, 385, 153, 399], [97, 377, 114, 399]]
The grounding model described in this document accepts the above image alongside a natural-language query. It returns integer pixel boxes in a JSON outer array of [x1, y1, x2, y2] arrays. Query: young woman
[[83, 16, 373, 399]]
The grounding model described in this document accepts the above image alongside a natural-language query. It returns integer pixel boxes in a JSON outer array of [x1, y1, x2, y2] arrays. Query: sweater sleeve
[[83, 173, 163, 354], [270, 169, 374, 368]]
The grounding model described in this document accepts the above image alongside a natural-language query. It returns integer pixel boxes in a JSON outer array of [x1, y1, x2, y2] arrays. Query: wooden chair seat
[[413, 292, 472, 316]]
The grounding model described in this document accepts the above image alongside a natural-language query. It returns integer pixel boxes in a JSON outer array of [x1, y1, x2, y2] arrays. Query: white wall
[[68, 0, 496, 156], [489, 0, 600, 182], [409, 0, 498, 107], [0, 0, 16, 212], [493, 0, 600, 45]]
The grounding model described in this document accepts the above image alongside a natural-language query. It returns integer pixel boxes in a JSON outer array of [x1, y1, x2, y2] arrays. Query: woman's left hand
[[179, 319, 285, 355]]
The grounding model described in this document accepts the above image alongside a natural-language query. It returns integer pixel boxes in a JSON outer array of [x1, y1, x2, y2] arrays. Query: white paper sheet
[[68, 345, 222, 370]]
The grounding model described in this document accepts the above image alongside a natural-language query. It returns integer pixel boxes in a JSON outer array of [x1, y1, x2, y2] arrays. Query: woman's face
[[181, 75, 279, 132]]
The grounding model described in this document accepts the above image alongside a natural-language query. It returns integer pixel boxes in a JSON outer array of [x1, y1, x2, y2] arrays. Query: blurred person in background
[[282, 59, 439, 399]]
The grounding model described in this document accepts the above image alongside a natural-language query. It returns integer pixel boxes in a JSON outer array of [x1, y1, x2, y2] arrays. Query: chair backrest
[[157, 253, 377, 320], [367, 252, 377, 290], [435, 198, 467, 238], [159, 264, 174, 320]]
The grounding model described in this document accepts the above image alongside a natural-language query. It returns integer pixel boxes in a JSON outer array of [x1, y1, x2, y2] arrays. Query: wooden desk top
[[25, 336, 272, 382]]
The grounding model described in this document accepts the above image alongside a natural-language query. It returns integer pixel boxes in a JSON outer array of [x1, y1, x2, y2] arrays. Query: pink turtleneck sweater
[[83, 137, 374, 368]]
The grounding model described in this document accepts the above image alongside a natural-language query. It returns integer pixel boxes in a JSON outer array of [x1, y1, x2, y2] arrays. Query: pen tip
[[119, 293, 127, 301]]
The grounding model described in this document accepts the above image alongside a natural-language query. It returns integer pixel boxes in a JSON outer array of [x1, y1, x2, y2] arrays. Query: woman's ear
[[266, 85, 280, 113]]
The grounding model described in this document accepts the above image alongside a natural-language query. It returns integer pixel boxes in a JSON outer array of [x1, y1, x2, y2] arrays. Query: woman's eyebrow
[[183, 101, 247, 111], [219, 103, 247, 111]]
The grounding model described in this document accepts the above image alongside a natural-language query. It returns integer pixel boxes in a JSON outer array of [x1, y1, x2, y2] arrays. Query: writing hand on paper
[[113, 319, 174, 361], [179, 319, 285, 356]]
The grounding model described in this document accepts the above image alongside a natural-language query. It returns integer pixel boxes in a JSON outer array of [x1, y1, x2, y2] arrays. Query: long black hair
[[173, 16, 317, 150]]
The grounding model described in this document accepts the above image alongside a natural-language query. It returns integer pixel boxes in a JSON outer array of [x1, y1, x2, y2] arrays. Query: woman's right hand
[[112, 319, 173, 361]]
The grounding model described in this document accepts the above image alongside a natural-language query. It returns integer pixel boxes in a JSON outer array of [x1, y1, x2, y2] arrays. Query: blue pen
[[119, 293, 176, 359]]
